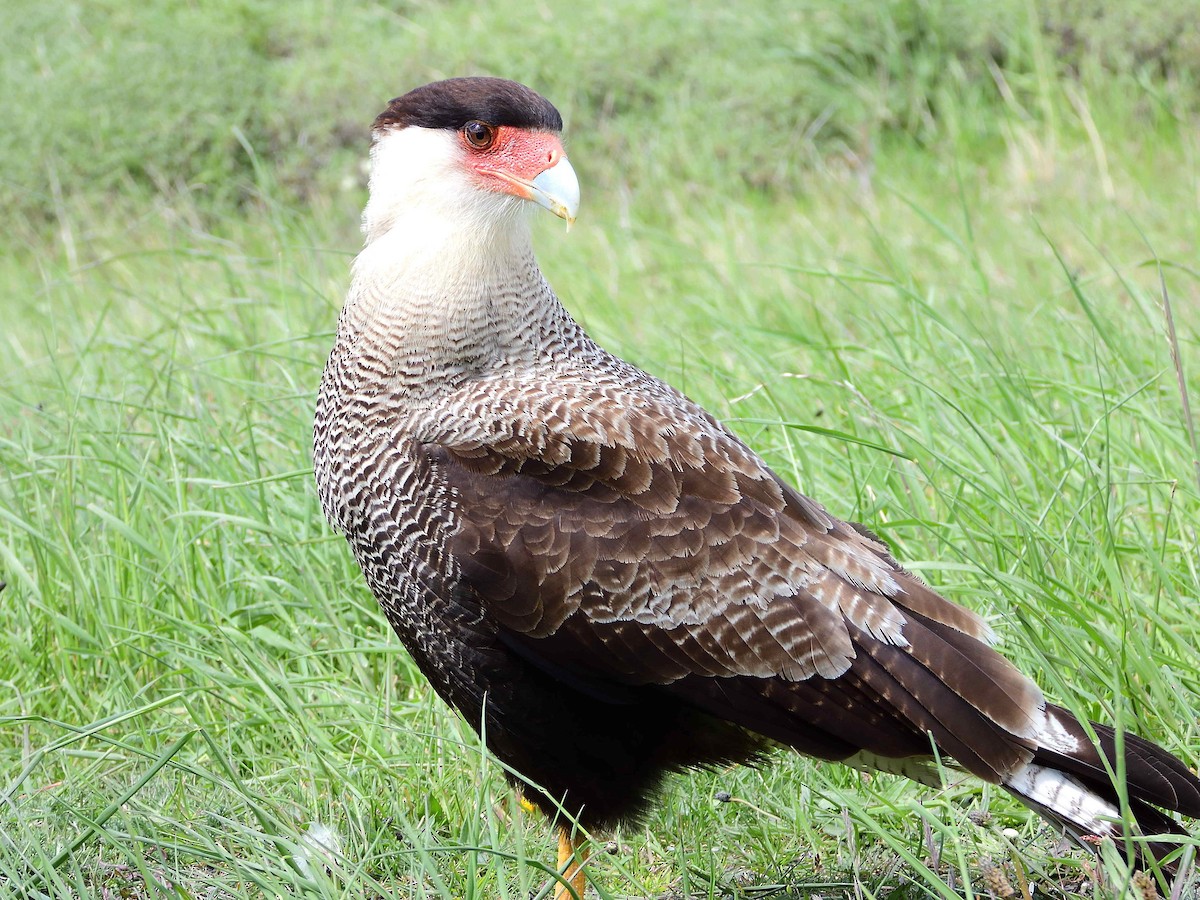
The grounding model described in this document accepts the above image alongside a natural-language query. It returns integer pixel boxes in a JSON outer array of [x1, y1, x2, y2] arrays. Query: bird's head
[[362, 77, 579, 245]]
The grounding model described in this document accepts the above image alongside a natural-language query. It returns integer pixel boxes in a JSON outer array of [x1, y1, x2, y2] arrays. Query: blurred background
[[5, 0, 1199, 246]]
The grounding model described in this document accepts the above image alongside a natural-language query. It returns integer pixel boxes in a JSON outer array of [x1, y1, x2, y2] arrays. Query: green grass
[[3, 1, 1200, 897]]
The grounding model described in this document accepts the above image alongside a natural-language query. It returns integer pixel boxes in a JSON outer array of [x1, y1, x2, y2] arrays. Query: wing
[[419, 359, 1046, 780]]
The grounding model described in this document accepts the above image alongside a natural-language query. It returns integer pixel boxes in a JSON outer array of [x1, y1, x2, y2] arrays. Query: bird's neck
[[328, 210, 578, 401]]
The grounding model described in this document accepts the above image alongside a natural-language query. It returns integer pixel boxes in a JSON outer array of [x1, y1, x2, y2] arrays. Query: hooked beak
[[510, 156, 580, 227], [528, 156, 579, 226]]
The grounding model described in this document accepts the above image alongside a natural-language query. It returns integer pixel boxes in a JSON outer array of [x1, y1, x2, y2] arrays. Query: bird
[[313, 77, 1200, 898]]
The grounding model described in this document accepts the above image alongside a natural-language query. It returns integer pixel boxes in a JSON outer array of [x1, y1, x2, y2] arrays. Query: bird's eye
[[463, 121, 497, 149]]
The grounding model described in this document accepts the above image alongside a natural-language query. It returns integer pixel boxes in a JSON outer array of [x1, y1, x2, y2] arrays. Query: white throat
[[336, 124, 565, 391], [350, 126, 538, 322]]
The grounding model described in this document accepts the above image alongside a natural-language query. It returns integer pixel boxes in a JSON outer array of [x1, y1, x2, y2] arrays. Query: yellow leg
[[555, 826, 590, 900]]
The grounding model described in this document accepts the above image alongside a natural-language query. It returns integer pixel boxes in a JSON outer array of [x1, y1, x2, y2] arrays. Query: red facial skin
[[460, 125, 566, 199]]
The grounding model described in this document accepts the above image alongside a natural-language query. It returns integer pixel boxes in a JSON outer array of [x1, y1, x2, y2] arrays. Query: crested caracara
[[313, 77, 1200, 899]]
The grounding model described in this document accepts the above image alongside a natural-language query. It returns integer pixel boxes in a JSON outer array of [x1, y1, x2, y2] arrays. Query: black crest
[[374, 77, 563, 134]]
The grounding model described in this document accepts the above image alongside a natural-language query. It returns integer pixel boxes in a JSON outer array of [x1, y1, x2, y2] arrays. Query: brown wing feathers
[[431, 372, 1047, 774], [431, 363, 1200, 849], [426, 374, 1200, 863]]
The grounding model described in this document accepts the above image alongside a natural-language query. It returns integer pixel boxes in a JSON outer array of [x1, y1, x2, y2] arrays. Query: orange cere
[[463, 126, 567, 198]]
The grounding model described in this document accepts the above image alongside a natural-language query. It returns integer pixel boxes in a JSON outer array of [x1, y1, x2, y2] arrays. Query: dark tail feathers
[[1004, 704, 1200, 870]]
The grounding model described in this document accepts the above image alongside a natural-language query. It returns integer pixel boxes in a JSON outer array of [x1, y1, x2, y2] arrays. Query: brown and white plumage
[[313, 77, 1199, 893]]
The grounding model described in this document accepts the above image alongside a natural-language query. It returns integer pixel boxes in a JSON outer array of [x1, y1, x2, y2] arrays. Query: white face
[[361, 126, 525, 244], [361, 119, 579, 246]]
